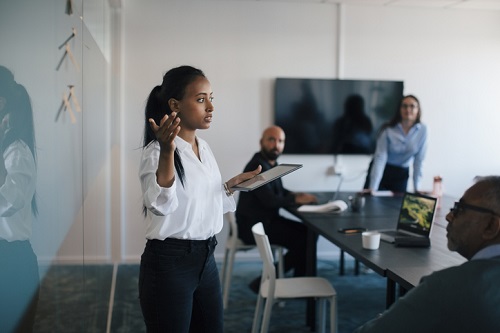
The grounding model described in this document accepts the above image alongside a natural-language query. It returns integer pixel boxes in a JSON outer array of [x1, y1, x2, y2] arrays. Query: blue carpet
[[222, 259, 386, 333], [110, 264, 143, 333], [34, 259, 386, 333], [34, 264, 113, 332]]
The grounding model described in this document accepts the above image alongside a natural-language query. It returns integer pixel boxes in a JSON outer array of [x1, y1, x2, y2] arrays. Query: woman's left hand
[[226, 165, 262, 189]]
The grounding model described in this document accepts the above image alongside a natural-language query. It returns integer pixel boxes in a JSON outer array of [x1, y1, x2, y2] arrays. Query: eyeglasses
[[449, 201, 500, 218], [401, 103, 418, 109]]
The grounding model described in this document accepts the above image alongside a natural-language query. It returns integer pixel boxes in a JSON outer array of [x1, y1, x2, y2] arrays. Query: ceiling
[[219, 0, 500, 11]]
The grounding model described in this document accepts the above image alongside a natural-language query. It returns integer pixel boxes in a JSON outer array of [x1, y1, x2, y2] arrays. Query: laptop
[[378, 192, 438, 244]]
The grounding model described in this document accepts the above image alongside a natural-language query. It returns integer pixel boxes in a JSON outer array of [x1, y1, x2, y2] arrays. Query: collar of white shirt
[[471, 244, 500, 260]]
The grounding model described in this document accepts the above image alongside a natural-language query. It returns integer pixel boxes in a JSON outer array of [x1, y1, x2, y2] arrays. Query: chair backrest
[[251, 223, 277, 293]]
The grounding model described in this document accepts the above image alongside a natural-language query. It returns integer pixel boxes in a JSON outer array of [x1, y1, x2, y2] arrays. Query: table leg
[[399, 284, 408, 297], [339, 250, 345, 276], [386, 278, 396, 309], [354, 259, 360, 275]]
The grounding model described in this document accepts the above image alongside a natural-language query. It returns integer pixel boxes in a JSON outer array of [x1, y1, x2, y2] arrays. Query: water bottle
[[432, 176, 443, 209]]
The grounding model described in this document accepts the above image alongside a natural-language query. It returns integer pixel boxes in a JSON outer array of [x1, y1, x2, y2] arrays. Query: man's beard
[[261, 149, 280, 161]]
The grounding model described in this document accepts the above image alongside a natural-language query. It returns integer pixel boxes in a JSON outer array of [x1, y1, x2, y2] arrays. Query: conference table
[[287, 192, 466, 330]]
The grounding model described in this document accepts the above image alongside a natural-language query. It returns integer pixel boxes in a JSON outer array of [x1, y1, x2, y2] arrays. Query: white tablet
[[231, 164, 302, 192]]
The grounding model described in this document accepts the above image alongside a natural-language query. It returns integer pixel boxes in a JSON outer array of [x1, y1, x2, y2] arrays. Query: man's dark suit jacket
[[235, 152, 296, 243]]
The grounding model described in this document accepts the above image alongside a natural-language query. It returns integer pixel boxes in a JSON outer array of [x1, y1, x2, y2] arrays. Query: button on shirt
[[0, 140, 36, 241], [369, 123, 427, 191], [139, 136, 235, 240]]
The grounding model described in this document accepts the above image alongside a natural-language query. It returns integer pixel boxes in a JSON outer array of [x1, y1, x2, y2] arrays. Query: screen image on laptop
[[397, 192, 437, 235], [379, 192, 438, 243]]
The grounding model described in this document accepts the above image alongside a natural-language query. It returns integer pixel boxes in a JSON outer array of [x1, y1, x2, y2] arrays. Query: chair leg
[[221, 248, 229, 285], [274, 247, 286, 308], [251, 294, 265, 333], [260, 297, 275, 333], [222, 249, 236, 309], [317, 298, 326, 333], [221, 249, 229, 307], [276, 247, 284, 278], [330, 295, 337, 333]]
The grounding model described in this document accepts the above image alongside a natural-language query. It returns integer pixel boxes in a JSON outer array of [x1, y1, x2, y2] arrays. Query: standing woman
[[364, 95, 427, 193], [0, 65, 39, 333], [138, 65, 260, 333]]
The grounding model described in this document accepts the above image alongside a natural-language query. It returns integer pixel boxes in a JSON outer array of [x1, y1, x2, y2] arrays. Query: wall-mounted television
[[274, 78, 404, 155]]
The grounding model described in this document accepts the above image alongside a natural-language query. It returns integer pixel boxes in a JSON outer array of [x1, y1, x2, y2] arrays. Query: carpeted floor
[[33, 259, 386, 333], [34, 264, 113, 332], [222, 259, 386, 333]]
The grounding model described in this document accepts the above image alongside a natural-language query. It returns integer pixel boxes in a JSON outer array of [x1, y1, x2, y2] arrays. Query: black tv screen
[[274, 78, 404, 155]]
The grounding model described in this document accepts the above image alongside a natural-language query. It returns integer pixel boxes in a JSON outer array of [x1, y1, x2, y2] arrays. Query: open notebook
[[377, 192, 438, 244]]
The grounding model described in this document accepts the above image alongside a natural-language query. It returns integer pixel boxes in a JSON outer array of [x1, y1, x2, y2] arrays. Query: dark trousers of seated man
[[237, 215, 308, 277]]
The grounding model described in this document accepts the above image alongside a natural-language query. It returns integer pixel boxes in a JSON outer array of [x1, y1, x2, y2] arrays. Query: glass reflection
[[0, 65, 39, 332]]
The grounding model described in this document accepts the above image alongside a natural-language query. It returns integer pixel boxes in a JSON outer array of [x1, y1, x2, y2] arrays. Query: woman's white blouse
[[0, 140, 36, 241], [139, 136, 235, 240]]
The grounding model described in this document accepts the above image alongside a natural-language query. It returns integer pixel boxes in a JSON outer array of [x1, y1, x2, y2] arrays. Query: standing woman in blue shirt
[[138, 65, 260, 333], [364, 95, 427, 193]]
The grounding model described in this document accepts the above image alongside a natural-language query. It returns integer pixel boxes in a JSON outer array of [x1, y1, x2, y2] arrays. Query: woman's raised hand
[[148, 112, 181, 152]]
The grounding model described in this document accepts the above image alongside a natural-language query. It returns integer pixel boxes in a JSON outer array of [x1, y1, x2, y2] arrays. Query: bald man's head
[[260, 126, 285, 162]]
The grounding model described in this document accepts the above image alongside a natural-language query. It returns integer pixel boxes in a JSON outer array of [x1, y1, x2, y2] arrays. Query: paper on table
[[297, 200, 348, 213], [372, 191, 393, 197]]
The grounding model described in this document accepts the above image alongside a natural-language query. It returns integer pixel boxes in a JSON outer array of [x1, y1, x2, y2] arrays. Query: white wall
[[120, 0, 500, 261]]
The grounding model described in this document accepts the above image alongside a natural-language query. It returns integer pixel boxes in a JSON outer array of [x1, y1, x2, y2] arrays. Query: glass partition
[[0, 0, 112, 331]]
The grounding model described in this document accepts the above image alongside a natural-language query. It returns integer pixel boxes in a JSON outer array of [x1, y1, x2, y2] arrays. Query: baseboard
[[40, 251, 345, 265], [37, 255, 114, 266], [213, 249, 342, 262]]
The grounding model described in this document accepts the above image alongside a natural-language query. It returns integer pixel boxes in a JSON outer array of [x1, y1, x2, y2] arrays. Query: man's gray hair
[[473, 176, 500, 213]]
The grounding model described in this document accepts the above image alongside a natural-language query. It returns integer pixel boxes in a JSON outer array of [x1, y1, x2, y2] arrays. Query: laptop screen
[[397, 192, 438, 237]]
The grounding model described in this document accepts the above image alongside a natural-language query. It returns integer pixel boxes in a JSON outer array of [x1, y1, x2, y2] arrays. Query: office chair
[[251, 222, 337, 333], [221, 212, 284, 310]]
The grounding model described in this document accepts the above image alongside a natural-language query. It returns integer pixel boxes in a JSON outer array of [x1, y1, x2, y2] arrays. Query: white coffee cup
[[362, 231, 380, 250]]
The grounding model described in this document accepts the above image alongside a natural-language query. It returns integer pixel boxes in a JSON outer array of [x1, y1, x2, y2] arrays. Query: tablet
[[231, 164, 302, 192]]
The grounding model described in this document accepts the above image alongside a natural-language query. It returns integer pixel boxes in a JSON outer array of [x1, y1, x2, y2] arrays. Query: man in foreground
[[354, 175, 500, 333]]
